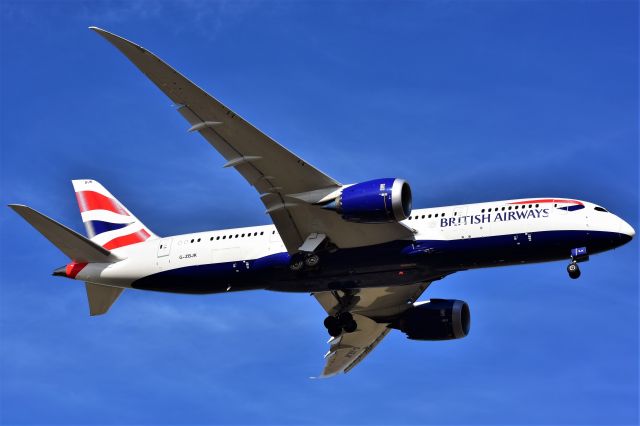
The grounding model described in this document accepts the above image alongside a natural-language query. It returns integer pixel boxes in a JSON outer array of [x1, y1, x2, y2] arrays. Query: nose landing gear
[[567, 262, 581, 279], [567, 247, 589, 279]]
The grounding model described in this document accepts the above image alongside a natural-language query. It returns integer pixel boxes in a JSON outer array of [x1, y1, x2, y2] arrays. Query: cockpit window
[[594, 206, 608, 212], [559, 205, 585, 212]]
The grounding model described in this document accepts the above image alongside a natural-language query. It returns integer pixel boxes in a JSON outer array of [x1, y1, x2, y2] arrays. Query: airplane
[[9, 27, 635, 378]]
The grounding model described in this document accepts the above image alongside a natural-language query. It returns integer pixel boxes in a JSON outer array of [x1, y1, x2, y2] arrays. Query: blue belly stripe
[[131, 230, 629, 294]]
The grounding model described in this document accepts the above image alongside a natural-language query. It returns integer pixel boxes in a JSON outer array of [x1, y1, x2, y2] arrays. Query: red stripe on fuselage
[[509, 198, 584, 206], [103, 229, 151, 250], [76, 191, 130, 215]]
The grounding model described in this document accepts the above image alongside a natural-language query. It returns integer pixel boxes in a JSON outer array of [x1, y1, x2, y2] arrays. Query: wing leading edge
[[90, 27, 414, 253]]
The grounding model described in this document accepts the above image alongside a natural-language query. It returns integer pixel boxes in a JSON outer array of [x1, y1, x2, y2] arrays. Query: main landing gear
[[567, 247, 589, 279], [324, 312, 358, 337], [289, 253, 320, 272]]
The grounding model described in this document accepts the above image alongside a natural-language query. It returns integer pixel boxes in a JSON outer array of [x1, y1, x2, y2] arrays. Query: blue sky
[[0, 1, 638, 425]]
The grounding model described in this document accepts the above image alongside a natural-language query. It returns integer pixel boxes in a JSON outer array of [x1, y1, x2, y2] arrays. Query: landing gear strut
[[324, 312, 358, 337], [567, 247, 588, 279]]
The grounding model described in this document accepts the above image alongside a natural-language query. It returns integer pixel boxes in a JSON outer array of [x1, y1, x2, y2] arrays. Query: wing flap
[[313, 282, 431, 377], [321, 314, 391, 377]]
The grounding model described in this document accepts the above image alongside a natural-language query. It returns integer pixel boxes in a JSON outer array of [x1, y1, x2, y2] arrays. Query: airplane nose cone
[[619, 220, 635, 244]]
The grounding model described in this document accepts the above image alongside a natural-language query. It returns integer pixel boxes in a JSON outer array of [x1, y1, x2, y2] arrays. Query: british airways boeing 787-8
[[9, 28, 635, 377]]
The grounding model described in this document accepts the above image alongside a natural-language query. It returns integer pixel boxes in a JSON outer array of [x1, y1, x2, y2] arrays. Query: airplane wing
[[91, 27, 414, 254], [313, 282, 430, 377]]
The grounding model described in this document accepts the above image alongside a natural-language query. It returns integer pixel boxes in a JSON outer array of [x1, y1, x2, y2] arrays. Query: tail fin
[[72, 179, 157, 250]]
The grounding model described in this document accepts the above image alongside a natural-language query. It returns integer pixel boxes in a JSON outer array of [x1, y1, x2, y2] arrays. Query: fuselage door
[[157, 239, 172, 257], [452, 206, 472, 238], [268, 228, 284, 253], [453, 206, 468, 219]]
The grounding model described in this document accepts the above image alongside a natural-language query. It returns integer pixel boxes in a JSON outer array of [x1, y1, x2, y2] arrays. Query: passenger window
[[422, 215, 425, 219], [260, 232, 264, 235], [190, 239, 194, 243]]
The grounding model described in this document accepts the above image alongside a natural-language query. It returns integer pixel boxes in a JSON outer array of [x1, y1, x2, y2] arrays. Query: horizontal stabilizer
[[8, 204, 118, 263], [85, 283, 124, 316]]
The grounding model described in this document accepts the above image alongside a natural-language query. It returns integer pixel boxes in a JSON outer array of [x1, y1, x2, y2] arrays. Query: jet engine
[[323, 178, 412, 223], [391, 299, 471, 340]]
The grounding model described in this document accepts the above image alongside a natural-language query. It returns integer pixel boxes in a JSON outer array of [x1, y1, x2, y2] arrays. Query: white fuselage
[[71, 197, 634, 294]]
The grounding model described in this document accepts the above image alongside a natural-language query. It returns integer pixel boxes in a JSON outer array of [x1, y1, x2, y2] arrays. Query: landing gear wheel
[[327, 326, 342, 337], [343, 320, 357, 333], [289, 259, 304, 271], [323, 315, 339, 329], [567, 262, 581, 279], [324, 312, 358, 336], [336, 312, 357, 333], [337, 312, 353, 325], [304, 254, 320, 267]]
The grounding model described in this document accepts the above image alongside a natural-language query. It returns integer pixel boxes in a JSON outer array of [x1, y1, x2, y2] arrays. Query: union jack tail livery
[[72, 179, 157, 250]]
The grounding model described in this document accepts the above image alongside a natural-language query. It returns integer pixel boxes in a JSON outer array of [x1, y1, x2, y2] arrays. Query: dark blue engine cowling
[[326, 178, 412, 223], [391, 299, 471, 340]]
